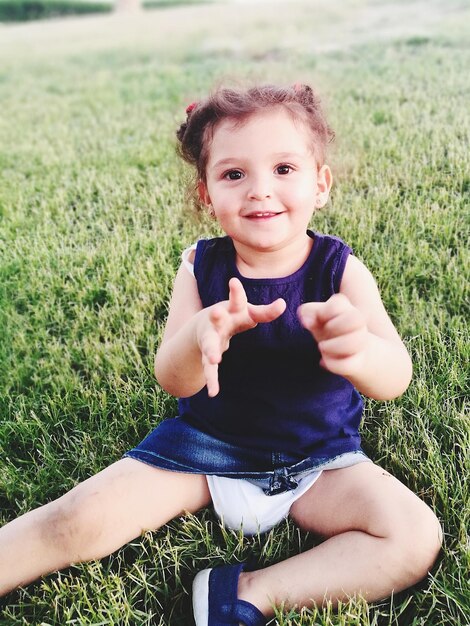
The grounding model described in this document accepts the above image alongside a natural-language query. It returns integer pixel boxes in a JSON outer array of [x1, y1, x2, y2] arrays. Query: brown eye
[[276, 165, 292, 175], [224, 170, 243, 180]]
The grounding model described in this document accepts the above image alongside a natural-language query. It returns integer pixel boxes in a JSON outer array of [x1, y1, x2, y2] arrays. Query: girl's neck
[[233, 234, 314, 279]]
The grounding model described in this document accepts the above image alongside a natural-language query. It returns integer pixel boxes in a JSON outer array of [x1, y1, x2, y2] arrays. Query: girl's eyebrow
[[212, 152, 307, 169], [212, 158, 240, 169], [273, 151, 309, 160]]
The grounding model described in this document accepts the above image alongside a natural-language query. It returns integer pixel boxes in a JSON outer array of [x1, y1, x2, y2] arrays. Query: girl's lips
[[244, 212, 282, 219]]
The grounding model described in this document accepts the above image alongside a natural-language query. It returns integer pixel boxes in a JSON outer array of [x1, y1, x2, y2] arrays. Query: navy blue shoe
[[192, 562, 267, 626]]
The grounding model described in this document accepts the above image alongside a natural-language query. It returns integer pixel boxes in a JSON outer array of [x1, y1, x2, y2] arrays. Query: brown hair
[[176, 84, 334, 208]]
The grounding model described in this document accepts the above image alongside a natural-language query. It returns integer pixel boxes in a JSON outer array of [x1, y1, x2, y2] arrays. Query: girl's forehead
[[209, 108, 312, 155]]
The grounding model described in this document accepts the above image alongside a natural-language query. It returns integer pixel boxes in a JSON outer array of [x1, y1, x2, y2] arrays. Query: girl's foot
[[192, 562, 267, 626]]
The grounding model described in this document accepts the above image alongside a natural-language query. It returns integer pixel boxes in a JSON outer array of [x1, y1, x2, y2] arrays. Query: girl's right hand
[[197, 277, 286, 397]]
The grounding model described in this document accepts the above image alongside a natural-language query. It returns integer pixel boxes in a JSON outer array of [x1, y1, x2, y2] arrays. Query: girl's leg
[[237, 462, 442, 616], [0, 458, 211, 596]]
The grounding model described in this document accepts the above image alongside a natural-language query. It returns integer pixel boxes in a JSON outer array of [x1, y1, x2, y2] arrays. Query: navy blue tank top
[[178, 230, 363, 459]]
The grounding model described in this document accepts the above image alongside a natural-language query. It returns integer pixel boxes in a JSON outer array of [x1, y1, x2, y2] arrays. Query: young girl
[[0, 84, 442, 625]]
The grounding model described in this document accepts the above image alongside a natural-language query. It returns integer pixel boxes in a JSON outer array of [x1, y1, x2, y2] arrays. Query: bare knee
[[385, 501, 442, 589], [407, 505, 442, 578], [38, 489, 105, 561]]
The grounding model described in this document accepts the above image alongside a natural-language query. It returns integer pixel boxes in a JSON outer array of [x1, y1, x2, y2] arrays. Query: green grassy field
[[0, 0, 468, 623]]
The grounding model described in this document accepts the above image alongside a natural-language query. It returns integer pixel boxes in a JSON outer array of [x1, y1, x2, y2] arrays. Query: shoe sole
[[192, 568, 212, 626]]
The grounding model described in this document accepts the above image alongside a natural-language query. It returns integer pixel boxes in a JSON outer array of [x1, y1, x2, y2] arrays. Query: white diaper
[[207, 470, 322, 536]]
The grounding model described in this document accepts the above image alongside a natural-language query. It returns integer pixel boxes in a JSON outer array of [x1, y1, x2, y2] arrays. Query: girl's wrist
[[344, 333, 412, 400]]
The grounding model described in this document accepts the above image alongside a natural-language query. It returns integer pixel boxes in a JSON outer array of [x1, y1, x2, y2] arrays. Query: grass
[[0, 0, 469, 623]]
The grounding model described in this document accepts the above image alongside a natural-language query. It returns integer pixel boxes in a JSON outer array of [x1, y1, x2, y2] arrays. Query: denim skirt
[[124, 417, 370, 496]]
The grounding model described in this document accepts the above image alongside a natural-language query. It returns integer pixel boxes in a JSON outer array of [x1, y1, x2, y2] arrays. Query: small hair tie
[[186, 101, 198, 115], [292, 83, 303, 92]]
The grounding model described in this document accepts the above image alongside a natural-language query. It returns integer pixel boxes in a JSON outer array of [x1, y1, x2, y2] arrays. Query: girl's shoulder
[[181, 235, 232, 276]]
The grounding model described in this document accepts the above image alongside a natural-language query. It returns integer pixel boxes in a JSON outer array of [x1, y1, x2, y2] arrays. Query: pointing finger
[[227, 277, 248, 312], [297, 302, 323, 330], [298, 294, 353, 328]]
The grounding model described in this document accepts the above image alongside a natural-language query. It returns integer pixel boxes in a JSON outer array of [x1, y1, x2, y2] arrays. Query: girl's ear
[[315, 164, 333, 208], [197, 180, 211, 206]]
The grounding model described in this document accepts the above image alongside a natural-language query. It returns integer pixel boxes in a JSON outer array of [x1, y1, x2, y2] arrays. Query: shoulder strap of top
[[193, 236, 233, 306], [308, 231, 352, 296]]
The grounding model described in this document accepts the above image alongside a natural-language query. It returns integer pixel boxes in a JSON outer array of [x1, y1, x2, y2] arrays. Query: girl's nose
[[247, 176, 272, 201]]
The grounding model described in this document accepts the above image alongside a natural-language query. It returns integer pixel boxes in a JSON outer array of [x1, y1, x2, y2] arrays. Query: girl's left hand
[[298, 294, 370, 377], [199, 277, 286, 396]]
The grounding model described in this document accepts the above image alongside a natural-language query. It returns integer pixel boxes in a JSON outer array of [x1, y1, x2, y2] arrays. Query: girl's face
[[198, 106, 332, 257]]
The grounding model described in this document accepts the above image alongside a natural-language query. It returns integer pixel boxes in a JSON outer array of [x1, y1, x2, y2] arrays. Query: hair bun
[[176, 121, 188, 144], [186, 102, 198, 116]]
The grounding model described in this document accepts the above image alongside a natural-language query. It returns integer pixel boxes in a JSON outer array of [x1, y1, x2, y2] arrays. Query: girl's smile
[[243, 210, 283, 219], [198, 107, 332, 276]]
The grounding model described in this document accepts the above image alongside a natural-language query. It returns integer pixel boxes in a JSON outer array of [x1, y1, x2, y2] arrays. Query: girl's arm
[[154, 263, 285, 398], [298, 255, 412, 400], [154, 262, 207, 398]]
